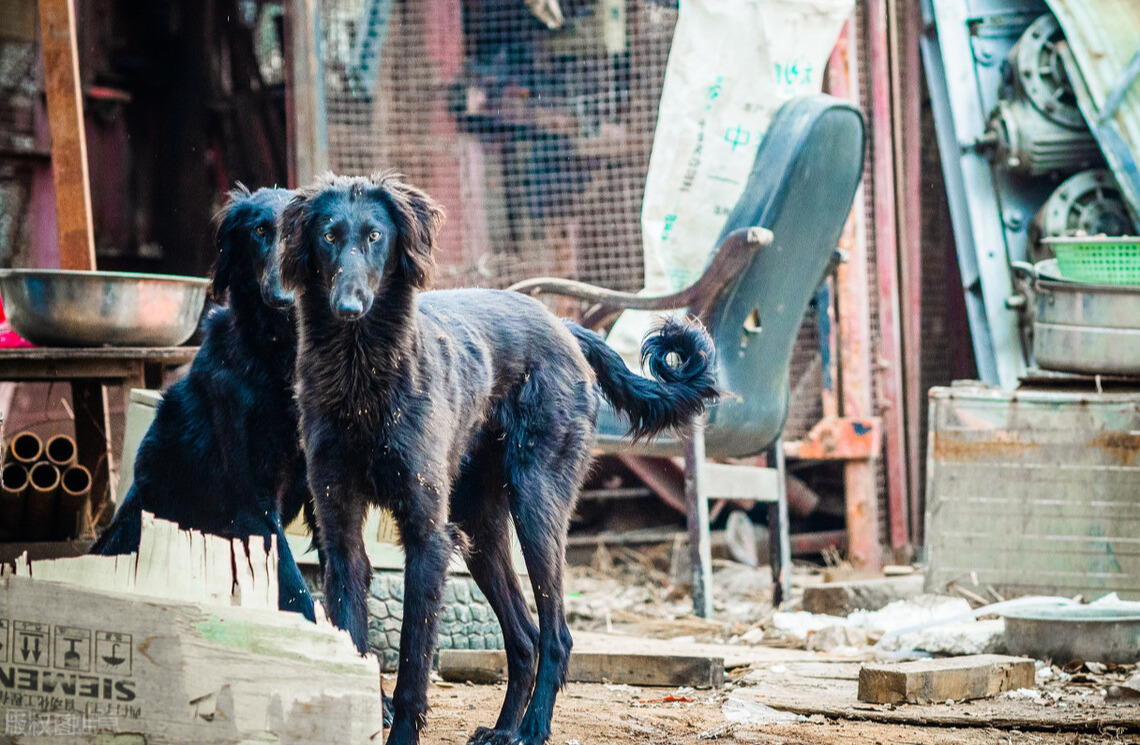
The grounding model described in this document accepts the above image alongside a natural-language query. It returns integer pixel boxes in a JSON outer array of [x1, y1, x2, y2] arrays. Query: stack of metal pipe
[[0, 431, 92, 541]]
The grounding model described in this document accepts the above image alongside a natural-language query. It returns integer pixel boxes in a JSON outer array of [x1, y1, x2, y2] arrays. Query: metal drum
[[1013, 259, 1140, 375]]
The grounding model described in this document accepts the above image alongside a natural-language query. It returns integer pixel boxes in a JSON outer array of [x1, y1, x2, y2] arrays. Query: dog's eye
[[324, 232, 336, 243], [255, 226, 266, 236], [368, 231, 380, 242]]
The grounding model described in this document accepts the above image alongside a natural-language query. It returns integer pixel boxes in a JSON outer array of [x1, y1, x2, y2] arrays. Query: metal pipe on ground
[[6, 431, 43, 465], [24, 462, 60, 542], [45, 434, 77, 469], [56, 464, 91, 540], [0, 463, 29, 539]]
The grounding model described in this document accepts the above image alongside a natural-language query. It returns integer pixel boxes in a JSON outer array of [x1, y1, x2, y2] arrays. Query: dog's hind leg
[[272, 516, 316, 622], [499, 374, 593, 745], [453, 460, 540, 744], [90, 488, 143, 555], [508, 468, 575, 745]]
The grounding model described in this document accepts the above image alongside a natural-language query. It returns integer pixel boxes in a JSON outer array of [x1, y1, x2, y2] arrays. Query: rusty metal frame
[[893, 0, 925, 547], [827, 18, 882, 572], [867, 0, 911, 552]]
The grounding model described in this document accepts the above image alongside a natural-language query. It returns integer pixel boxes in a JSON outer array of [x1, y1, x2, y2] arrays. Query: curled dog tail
[[566, 317, 720, 440]]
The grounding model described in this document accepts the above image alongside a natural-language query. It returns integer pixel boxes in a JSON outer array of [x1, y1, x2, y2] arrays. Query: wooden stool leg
[[684, 414, 713, 619], [72, 381, 113, 528], [766, 439, 791, 607]]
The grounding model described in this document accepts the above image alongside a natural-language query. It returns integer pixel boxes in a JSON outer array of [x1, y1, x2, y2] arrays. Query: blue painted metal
[[920, 0, 1056, 388], [1047, 0, 1140, 223]]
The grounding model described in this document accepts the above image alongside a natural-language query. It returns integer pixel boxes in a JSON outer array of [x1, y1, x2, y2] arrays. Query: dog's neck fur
[[295, 270, 419, 424], [225, 266, 297, 381]]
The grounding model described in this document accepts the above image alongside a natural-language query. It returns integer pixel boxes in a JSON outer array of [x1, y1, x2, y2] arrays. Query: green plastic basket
[[1044, 236, 1140, 286]]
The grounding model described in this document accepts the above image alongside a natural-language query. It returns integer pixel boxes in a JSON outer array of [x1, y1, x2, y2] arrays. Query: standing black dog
[[92, 185, 318, 621], [277, 172, 720, 745]]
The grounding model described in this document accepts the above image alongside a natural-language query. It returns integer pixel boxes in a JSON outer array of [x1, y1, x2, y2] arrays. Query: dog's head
[[277, 172, 445, 321], [211, 185, 297, 308]]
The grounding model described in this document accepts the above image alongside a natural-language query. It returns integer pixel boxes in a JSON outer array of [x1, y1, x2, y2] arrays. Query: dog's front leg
[[388, 513, 455, 745], [307, 442, 372, 653], [316, 495, 371, 652]]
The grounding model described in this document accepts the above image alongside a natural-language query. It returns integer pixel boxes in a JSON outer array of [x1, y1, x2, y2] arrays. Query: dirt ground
[[420, 681, 1133, 745], [411, 557, 1139, 745]]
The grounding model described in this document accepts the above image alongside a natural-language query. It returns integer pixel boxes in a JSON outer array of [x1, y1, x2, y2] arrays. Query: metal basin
[[1003, 605, 1140, 664], [1014, 260, 1140, 375], [0, 269, 209, 347]]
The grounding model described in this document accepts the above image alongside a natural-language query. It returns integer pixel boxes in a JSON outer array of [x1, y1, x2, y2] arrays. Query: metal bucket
[[1013, 260, 1140, 375]]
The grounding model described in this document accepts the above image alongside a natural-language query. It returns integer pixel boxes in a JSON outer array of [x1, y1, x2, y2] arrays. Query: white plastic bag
[[608, 0, 853, 362]]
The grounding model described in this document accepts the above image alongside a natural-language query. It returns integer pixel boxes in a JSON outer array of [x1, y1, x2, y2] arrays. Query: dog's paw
[[382, 692, 394, 727], [467, 726, 520, 745]]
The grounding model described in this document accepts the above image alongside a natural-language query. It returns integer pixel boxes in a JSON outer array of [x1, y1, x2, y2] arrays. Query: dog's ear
[[209, 185, 251, 301], [278, 192, 312, 294], [376, 176, 446, 289]]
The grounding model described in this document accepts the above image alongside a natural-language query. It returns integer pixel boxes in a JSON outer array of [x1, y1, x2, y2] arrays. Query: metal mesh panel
[[316, 0, 825, 430], [851, 4, 890, 544], [0, 35, 39, 267], [318, 0, 677, 291]]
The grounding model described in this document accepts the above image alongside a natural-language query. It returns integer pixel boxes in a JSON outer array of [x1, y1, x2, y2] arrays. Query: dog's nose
[[335, 296, 365, 320], [271, 287, 294, 307], [268, 287, 294, 309]]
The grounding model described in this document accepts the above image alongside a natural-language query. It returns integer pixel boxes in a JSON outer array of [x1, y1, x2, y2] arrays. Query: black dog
[[277, 172, 720, 745], [92, 185, 318, 621]]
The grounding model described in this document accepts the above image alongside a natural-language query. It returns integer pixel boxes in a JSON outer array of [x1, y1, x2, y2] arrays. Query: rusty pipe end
[[28, 462, 60, 494], [7, 431, 43, 465], [61, 465, 91, 497], [45, 434, 77, 469]]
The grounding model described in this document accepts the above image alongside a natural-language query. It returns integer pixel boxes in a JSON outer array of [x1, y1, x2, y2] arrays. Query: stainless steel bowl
[[1004, 605, 1140, 664], [0, 269, 209, 347]]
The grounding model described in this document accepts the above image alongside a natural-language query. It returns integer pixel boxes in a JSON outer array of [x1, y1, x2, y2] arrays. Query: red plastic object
[[0, 289, 33, 348]]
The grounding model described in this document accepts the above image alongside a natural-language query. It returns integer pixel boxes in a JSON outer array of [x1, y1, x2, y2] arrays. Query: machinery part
[[986, 98, 1100, 176], [1012, 13, 1083, 130], [1028, 169, 1135, 263], [983, 14, 1101, 177]]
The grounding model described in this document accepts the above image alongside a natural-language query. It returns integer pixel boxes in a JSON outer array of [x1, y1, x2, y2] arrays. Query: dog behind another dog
[[275, 171, 721, 745], [92, 185, 318, 620]]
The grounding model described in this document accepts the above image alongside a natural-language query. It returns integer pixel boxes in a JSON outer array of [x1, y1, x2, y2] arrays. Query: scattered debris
[[806, 624, 873, 654], [876, 618, 1006, 656], [638, 694, 696, 704], [802, 574, 926, 616], [722, 694, 806, 724]]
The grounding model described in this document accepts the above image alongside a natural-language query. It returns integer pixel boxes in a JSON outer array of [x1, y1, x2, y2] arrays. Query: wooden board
[[37, 0, 96, 270], [439, 649, 724, 689], [739, 659, 1140, 733], [857, 655, 1034, 704]]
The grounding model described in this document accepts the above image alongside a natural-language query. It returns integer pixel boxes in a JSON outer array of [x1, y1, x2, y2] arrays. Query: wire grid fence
[[852, 3, 889, 541], [315, 0, 825, 439], [0, 33, 39, 268]]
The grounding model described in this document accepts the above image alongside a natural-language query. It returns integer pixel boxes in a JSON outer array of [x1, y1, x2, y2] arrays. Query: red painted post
[[866, 0, 911, 551], [894, 0, 926, 546], [827, 20, 882, 573]]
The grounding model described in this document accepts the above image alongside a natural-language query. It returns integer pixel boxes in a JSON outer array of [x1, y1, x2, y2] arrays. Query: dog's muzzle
[[333, 286, 373, 321]]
